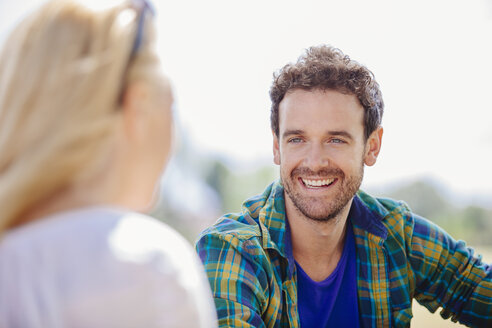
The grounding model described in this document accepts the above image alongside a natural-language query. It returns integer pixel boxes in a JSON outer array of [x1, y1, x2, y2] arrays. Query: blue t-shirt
[[288, 218, 360, 328]]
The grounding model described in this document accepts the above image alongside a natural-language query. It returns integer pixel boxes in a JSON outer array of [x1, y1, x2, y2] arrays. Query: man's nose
[[304, 143, 329, 172]]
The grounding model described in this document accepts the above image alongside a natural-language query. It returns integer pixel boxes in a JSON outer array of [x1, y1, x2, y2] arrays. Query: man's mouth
[[300, 177, 336, 188]]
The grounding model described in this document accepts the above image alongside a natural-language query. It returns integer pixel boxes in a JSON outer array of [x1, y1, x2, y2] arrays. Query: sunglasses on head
[[118, 0, 155, 104], [129, 0, 155, 57]]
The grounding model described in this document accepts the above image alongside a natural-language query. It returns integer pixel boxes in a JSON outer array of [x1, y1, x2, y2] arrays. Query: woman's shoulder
[[94, 208, 200, 272], [1, 206, 199, 277], [0, 207, 217, 328], [2, 207, 191, 254]]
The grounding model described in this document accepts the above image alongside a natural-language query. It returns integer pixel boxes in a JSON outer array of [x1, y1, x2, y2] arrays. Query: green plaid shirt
[[196, 181, 492, 327]]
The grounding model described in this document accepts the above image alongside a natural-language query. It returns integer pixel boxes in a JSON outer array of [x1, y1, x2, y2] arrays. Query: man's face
[[273, 88, 381, 222]]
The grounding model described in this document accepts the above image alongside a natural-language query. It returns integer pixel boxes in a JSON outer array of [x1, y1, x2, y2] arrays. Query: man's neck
[[286, 195, 353, 282]]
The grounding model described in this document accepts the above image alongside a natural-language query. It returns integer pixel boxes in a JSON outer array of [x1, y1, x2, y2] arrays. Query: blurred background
[[1, 0, 491, 326]]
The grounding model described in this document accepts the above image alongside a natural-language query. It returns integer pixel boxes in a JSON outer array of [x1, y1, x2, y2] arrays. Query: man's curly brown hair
[[269, 45, 384, 140]]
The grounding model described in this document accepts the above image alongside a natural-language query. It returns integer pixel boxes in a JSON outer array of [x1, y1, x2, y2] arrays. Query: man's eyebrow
[[282, 129, 354, 140], [282, 129, 304, 139]]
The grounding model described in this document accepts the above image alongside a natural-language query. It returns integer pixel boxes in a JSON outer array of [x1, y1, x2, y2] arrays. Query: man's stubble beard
[[282, 163, 364, 222]]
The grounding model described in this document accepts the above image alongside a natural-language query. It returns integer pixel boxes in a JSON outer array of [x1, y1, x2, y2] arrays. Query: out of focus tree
[[383, 180, 492, 246], [204, 159, 277, 213]]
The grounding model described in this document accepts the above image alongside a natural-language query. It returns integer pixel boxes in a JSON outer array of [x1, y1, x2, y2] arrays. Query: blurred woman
[[0, 0, 217, 327]]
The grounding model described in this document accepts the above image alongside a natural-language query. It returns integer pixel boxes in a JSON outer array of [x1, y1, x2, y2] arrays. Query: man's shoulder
[[356, 190, 418, 239], [195, 185, 281, 255], [358, 190, 413, 220], [195, 210, 270, 263], [199, 212, 262, 242], [356, 190, 448, 247]]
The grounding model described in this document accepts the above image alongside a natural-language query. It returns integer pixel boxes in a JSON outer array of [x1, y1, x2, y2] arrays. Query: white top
[[0, 207, 217, 328]]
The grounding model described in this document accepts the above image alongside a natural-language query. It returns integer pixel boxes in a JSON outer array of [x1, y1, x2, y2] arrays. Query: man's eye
[[288, 137, 303, 143], [330, 138, 345, 144]]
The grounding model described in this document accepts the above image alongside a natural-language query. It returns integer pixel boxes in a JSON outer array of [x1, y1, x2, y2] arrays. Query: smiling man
[[196, 45, 492, 328]]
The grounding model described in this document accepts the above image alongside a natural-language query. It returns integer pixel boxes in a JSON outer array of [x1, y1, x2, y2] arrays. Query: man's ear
[[364, 126, 383, 166], [273, 131, 280, 165]]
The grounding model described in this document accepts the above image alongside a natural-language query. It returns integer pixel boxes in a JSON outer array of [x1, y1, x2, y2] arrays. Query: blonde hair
[[0, 0, 160, 233]]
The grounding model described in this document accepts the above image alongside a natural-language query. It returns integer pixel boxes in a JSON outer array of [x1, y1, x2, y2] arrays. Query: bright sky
[[1, 0, 492, 201]]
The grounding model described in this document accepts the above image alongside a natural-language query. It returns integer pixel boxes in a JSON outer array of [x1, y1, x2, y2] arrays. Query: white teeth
[[302, 178, 334, 187]]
